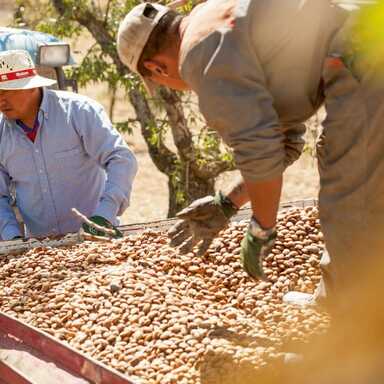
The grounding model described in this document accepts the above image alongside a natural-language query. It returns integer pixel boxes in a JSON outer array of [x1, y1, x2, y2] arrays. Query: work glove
[[240, 217, 276, 280], [168, 191, 238, 256], [82, 216, 123, 239]]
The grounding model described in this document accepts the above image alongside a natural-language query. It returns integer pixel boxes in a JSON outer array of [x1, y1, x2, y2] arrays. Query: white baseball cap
[[0, 49, 57, 90], [117, 2, 171, 94]]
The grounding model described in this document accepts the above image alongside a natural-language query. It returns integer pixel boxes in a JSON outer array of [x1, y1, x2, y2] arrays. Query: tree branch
[[158, 87, 194, 161], [52, 0, 178, 176], [103, 0, 112, 25], [158, 88, 232, 179], [129, 89, 178, 175], [52, 0, 126, 74]]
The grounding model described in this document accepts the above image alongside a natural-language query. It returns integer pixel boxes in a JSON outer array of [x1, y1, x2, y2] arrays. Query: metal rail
[[118, 198, 318, 235], [0, 312, 136, 384], [0, 199, 317, 256], [0, 363, 32, 384]]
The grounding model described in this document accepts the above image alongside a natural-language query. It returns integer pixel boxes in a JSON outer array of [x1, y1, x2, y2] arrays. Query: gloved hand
[[168, 191, 238, 256], [240, 217, 276, 280], [82, 216, 123, 239]]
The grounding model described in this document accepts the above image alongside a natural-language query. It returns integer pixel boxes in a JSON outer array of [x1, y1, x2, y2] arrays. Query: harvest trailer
[[0, 200, 320, 384]]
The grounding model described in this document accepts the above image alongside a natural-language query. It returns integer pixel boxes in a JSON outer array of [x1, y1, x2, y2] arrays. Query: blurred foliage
[[352, 1, 384, 63]]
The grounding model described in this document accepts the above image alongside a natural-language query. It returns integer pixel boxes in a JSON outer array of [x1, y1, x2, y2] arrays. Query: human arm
[[223, 128, 303, 210], [282, 123, 306, 168], [184, 34, 285, 226], [179, 30, 288, 273], [73, 99, 138, 225], [200, 73, 283, 277], [244, 176, 282, 229], [0, 165, 22, 240], [225, 177, 250, 209], [238, 176, 281, 279]]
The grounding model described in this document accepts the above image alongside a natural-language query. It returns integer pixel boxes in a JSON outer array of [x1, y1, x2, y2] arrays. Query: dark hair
[[138, 10, 182, 77]]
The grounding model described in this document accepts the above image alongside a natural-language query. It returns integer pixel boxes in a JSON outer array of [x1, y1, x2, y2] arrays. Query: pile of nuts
[[0, 206, 329, 384]]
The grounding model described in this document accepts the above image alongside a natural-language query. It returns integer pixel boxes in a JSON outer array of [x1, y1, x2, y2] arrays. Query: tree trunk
[[168, 167, 215, 217], [50, 0, 234, 218]]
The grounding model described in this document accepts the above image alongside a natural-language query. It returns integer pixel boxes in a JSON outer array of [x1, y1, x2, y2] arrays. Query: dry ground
[[0, 4, 320, 225]]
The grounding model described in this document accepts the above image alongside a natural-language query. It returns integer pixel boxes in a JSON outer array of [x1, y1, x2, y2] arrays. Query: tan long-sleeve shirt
[[180, 0, 349, 181]]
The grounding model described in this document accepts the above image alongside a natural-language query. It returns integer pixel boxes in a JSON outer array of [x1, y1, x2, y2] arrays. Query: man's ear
[[143, 60, 169, 77]]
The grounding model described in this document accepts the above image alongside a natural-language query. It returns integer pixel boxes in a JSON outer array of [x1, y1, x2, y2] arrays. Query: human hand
[[82, 216, 123, 239], [168, 192, 238, 256]]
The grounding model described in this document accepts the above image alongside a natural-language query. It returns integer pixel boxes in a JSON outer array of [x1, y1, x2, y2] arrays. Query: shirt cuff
[[1, 223, 22, 240], [239, 160, 285, 182], [93, 197, 119, 225]]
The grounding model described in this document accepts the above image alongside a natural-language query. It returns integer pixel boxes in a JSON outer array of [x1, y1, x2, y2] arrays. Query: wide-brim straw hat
[[0, 49, 56, 90]]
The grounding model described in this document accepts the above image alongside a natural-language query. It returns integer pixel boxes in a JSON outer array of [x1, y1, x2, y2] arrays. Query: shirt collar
[[39, 87, 49, 118]]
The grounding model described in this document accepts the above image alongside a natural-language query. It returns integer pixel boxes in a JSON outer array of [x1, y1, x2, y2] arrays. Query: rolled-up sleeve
[[0, 164, 21, 240], [73, 100, 138, 223], [182, 30, 286, 181], [282, 123, 306, 167]]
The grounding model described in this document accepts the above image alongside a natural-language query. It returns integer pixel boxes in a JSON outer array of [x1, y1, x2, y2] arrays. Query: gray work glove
[[168, 191, 238, 256]]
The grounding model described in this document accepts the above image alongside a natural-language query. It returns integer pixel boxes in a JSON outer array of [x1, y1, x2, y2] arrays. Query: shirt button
[[39, 169, 43, 173], [35, 149, 39, 153]]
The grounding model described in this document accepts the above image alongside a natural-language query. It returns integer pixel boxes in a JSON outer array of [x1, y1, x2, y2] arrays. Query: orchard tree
[[14, 0, 235, 216]]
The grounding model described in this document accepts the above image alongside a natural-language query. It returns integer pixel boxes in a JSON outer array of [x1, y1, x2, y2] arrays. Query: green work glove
[[82, 216, 123, 239], [168, 191, 238, 256], [240, 217, 276, 280]]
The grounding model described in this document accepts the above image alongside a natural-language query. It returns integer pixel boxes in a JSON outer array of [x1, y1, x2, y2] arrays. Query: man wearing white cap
[[116, 1, 384, 309], [0, 50, 137, 240]]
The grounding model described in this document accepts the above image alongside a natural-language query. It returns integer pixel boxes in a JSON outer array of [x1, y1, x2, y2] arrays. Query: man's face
[[0, 88, 37, 120], [142, 51, 191, 92]]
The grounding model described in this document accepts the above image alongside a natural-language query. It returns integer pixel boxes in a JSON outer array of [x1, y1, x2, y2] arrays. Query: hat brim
[[0, 75, 57, 90]]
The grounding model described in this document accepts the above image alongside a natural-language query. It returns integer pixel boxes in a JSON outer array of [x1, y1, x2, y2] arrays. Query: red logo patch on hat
[[0, 68, 37, 83]]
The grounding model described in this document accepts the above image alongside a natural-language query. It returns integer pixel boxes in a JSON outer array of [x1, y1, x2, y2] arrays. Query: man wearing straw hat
[[0, 50, 137, 240], [116, 0, 384, 309]]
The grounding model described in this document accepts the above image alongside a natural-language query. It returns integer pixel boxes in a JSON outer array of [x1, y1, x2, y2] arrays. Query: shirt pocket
[[54, 146, 83, 159], [53, 146, 87, 175]]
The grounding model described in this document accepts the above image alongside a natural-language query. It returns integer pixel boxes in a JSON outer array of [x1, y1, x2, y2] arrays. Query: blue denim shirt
[[0, 89, 137, 239]]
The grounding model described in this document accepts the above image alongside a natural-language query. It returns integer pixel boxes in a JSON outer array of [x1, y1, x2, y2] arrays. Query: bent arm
[[224, 125, 303, 211], [224, 175, 282, 228], [224, 177, 249, 209], [243, 176, 282, 228], [282, 123, 306, 167], [182, 29, 307, 227], [74, 101, 138, 223]]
